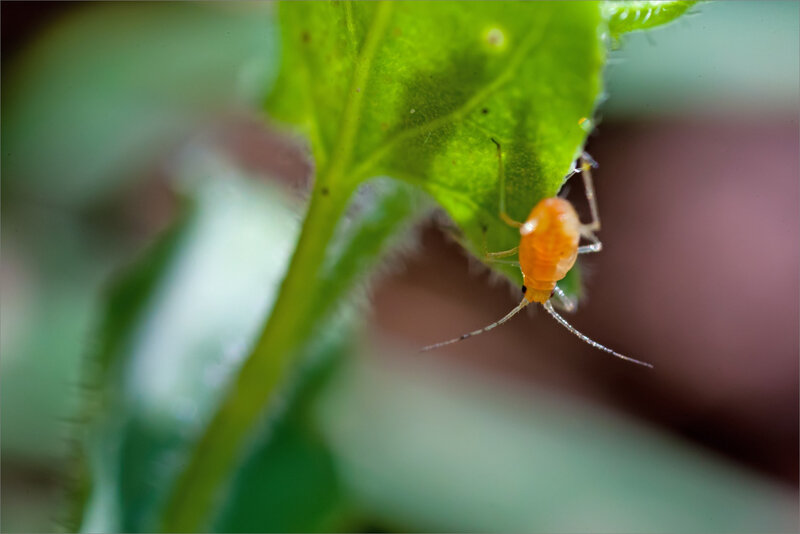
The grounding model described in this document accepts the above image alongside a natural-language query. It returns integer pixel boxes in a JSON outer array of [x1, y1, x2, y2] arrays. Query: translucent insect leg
[[551, 285, 577, 313], [491, 137, 523, 229], [486, 246, 519, 259], [480, 239, 521, 265], [542, 300, 653, 368], [421, 298, 529, 352], [581, 151, 598, 168], [577, 243, 602, 254], [559, 163, 581, 197], [557, 181, 572, 199], [577, 230, 602, 254], [480, 215, 519, 260], [579, 152, 601, 233]]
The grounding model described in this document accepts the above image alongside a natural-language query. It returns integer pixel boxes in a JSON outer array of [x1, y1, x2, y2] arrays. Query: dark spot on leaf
[[321, 187, 329, 196], [390, 49, 488, 176], [301, 31, 311, 43], [482, 108, 489, 114]]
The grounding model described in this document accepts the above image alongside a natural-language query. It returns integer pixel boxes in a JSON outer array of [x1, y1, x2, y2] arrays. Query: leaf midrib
[[322, 1, 393, 187]]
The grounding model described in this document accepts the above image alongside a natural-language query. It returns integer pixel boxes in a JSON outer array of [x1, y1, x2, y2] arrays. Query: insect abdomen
[[518, 198, 580, 303]]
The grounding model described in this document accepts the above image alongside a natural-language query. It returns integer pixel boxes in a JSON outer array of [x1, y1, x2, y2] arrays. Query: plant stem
[[160, 182, 353, 532], [160, 4, 394, 529]]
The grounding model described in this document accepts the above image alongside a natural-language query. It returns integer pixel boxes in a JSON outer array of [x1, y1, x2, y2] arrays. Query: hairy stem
[[160, 4, 393, 529], [160, 182, 353, 532]]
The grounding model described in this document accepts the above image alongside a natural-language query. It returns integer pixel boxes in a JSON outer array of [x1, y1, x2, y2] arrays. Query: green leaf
[[269, 2, 608, 276], [63, 201, 194, 532], [602, 1, 696, 41], [78, 154, 303, 532]]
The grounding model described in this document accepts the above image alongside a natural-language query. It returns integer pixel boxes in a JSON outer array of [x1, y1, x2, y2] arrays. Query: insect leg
[[542, 301, 653, 368], [577, 230, 602, 254], [486, 246, 519, 259], [484, 240, 519, 264], [491, 137, 523, 229], [421, 298, 529, 352], [480, 221, 519, 259], [579, 152, 601, 233], [558, 161, 582, 198], [577, 244, 602, 254], [551, 285, 577, 313], [446, 222, 519, 264]]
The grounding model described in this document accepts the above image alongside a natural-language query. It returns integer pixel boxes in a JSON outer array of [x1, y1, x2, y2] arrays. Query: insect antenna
[[421, 298, 529, 352], [542, 300, 653, 368]]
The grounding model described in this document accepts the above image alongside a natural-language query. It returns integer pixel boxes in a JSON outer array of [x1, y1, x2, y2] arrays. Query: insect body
[[519, 197, 581, 304], [421, 139, 652, 368]]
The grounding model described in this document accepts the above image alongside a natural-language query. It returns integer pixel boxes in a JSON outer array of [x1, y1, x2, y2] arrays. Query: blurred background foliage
[[1, 2, 798, 533]]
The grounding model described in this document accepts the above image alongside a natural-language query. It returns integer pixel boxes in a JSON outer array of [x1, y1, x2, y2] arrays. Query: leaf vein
[[324, 1, 393, 185], [353, 12, 555, 180]]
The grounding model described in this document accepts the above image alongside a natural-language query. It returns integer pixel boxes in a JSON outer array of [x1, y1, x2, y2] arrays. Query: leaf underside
[[269, 1, 697, 286], [269, 2, 607, 284]]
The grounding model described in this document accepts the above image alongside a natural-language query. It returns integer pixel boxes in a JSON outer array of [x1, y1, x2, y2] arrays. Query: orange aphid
[[519, 197, 581, 304], [421, 139, 652, 368]]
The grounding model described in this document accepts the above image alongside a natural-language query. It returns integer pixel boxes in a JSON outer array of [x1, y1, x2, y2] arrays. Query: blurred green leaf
[[0, 205, 123, 463], [602, 1, 695, 41], [315, 354, 799, 533], [2, 3, 276, 207], [77, 149, 427, 531], [79, 154, 302, 532], [602, 1, 799, 117], [60, 207, 192, 532], [2, 6, 280, 529]]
